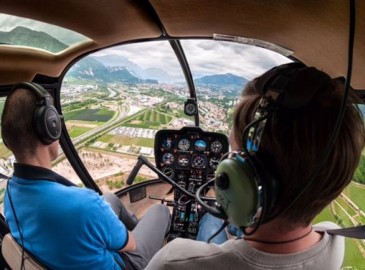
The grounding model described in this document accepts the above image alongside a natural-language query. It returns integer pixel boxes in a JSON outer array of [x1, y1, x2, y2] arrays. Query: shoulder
[[32, 183, 111, 219], [312, 221, 345, 267], [49, 184, 103, 205], [63, 187, 113, 218], [146, 238, 238, 270], [313, 221, 345, 249], [313, 221, 341, 230]]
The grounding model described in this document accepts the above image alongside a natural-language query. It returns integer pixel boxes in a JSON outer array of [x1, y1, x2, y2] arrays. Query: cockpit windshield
[[59, 39, 290, 188]]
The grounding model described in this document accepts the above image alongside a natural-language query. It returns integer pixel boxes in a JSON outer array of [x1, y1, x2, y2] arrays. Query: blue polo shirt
[[4, 163, 128, 269]]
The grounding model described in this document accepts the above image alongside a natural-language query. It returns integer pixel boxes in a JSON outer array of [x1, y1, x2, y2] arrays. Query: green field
[[64, 108, 115, 122], [135, 137, 154, 148], [0, 143, 12, 159], [68, 126, 92, 138], [343, 182, 365, 211], [343, 237, 365, 269], [315, 203, 364, 268], [337, 196, 357, 217], [124, 109, 173, 129], [314, 206, 334, 223], [98, 134, 154, 148], [314, 183, 365, 269]]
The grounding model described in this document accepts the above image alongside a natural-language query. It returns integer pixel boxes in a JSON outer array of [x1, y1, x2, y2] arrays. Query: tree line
[[353, 155, 365, 184]]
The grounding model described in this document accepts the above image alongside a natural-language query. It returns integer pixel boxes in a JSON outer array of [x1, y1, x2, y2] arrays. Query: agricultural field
[[314, 182, 365, 268], [315, 205, 364, 268], [343, 182, 365, 211], [124, 109, 173, 129], [173, 109, 194, 120], [62, 99, 98, 112], [64, 108, 115, 122], [0, 99, 4, 120], [98, 134, 154, 148], [0, 143, 12, 159], [68, 126, 93, 138]]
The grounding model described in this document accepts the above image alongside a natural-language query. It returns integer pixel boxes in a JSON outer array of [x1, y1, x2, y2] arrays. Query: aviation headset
[[3, 82, 62, 145], [197, 62, 333, 231]]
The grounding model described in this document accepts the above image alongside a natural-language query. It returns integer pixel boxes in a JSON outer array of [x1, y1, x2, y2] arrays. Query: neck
[[16, 144, 54, 169], [243, 219, 322, 254]]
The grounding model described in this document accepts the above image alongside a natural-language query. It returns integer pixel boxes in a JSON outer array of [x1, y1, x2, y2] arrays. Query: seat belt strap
[[326, 225, 365, 239]]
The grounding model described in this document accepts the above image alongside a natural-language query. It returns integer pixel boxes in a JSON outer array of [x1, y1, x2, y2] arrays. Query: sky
[[94, 40, 291, 81]]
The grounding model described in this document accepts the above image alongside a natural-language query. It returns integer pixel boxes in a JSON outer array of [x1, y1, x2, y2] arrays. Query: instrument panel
[[155, 126, 229, 239]]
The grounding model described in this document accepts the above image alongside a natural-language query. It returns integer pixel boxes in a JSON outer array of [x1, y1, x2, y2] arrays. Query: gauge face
[[178, 155, 190, 167], [210, 140, 223, 153], [209, 157, 220, 169], [162, 167, 175, 178], [162, 138, 173, 149], [194, 139, 207, 151], [178, 138, 190, 151], [192, 155, 206, 168], [162, 153, 174, 165], [185, 103, 197, 116]]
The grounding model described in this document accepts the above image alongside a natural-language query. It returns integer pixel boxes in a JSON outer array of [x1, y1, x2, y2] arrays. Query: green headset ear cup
[[215, 158, 259, 227]]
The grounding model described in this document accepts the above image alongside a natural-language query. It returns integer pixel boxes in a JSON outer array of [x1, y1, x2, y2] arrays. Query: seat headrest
[[1, 234, 45, 270]]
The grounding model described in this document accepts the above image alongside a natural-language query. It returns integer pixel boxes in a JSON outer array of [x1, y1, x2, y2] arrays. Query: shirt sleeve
[[82, 190, 129, 251]]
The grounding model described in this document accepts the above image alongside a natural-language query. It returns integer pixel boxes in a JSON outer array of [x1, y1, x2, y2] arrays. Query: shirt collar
[[13, 163, 76, 187]]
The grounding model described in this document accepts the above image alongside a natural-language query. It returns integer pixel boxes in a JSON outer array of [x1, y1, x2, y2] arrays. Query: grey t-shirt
[[146, 222, 344, 270]]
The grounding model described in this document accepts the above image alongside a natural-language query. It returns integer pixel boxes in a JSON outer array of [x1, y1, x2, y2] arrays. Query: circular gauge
[[162, 167, 175, 179], [162, 153, 174, 165], [209, 157, 220, 169], [178, 138, 190, 151], [195, 139, 207, 151], [178, 155, 190, 167], [185, 103, 197, 116], [162, 138, 173, 149], [192, 155, 206, 168], [211, 140, 223, 153]]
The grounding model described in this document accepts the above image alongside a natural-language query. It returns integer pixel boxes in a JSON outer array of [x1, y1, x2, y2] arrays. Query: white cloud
[[93, 40, 290, 81]]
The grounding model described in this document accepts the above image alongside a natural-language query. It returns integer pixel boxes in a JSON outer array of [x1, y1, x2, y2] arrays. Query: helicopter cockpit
[[0, 1, 365, 268], [56, 38, 284, 242]]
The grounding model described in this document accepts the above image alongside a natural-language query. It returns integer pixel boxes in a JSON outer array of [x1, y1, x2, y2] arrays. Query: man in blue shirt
[[2, 82, 171, 269]]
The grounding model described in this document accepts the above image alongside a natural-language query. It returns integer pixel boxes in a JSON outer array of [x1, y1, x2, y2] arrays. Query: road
[[55, 103, 130, 161], [72, 103, 129, 145]]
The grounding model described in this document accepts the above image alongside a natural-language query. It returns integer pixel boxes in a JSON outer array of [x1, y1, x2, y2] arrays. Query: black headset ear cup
[[9, 82, 62, 145], [215, 157, 260, 227], [33, 102, 62, 145]]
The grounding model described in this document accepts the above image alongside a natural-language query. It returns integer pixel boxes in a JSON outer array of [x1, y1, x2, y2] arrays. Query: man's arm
[[120, 231, 136, 252]]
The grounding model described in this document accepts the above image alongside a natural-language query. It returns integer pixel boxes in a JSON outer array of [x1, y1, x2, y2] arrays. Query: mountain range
[[94, 55, 173, 83], [69, 55, 248, 89], [0, 26, 68, 53], [68, 57, 154, 84], [73, 55, 248, 90], [194, 73, 248, 89]]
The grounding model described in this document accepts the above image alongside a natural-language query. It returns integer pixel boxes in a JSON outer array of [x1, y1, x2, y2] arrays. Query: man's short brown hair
[[232, 72, 365, 226], [1, 87, 40, 160]]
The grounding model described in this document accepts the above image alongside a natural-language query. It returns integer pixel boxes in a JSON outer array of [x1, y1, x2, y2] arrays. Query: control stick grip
[[126, 157, 144, 185]]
